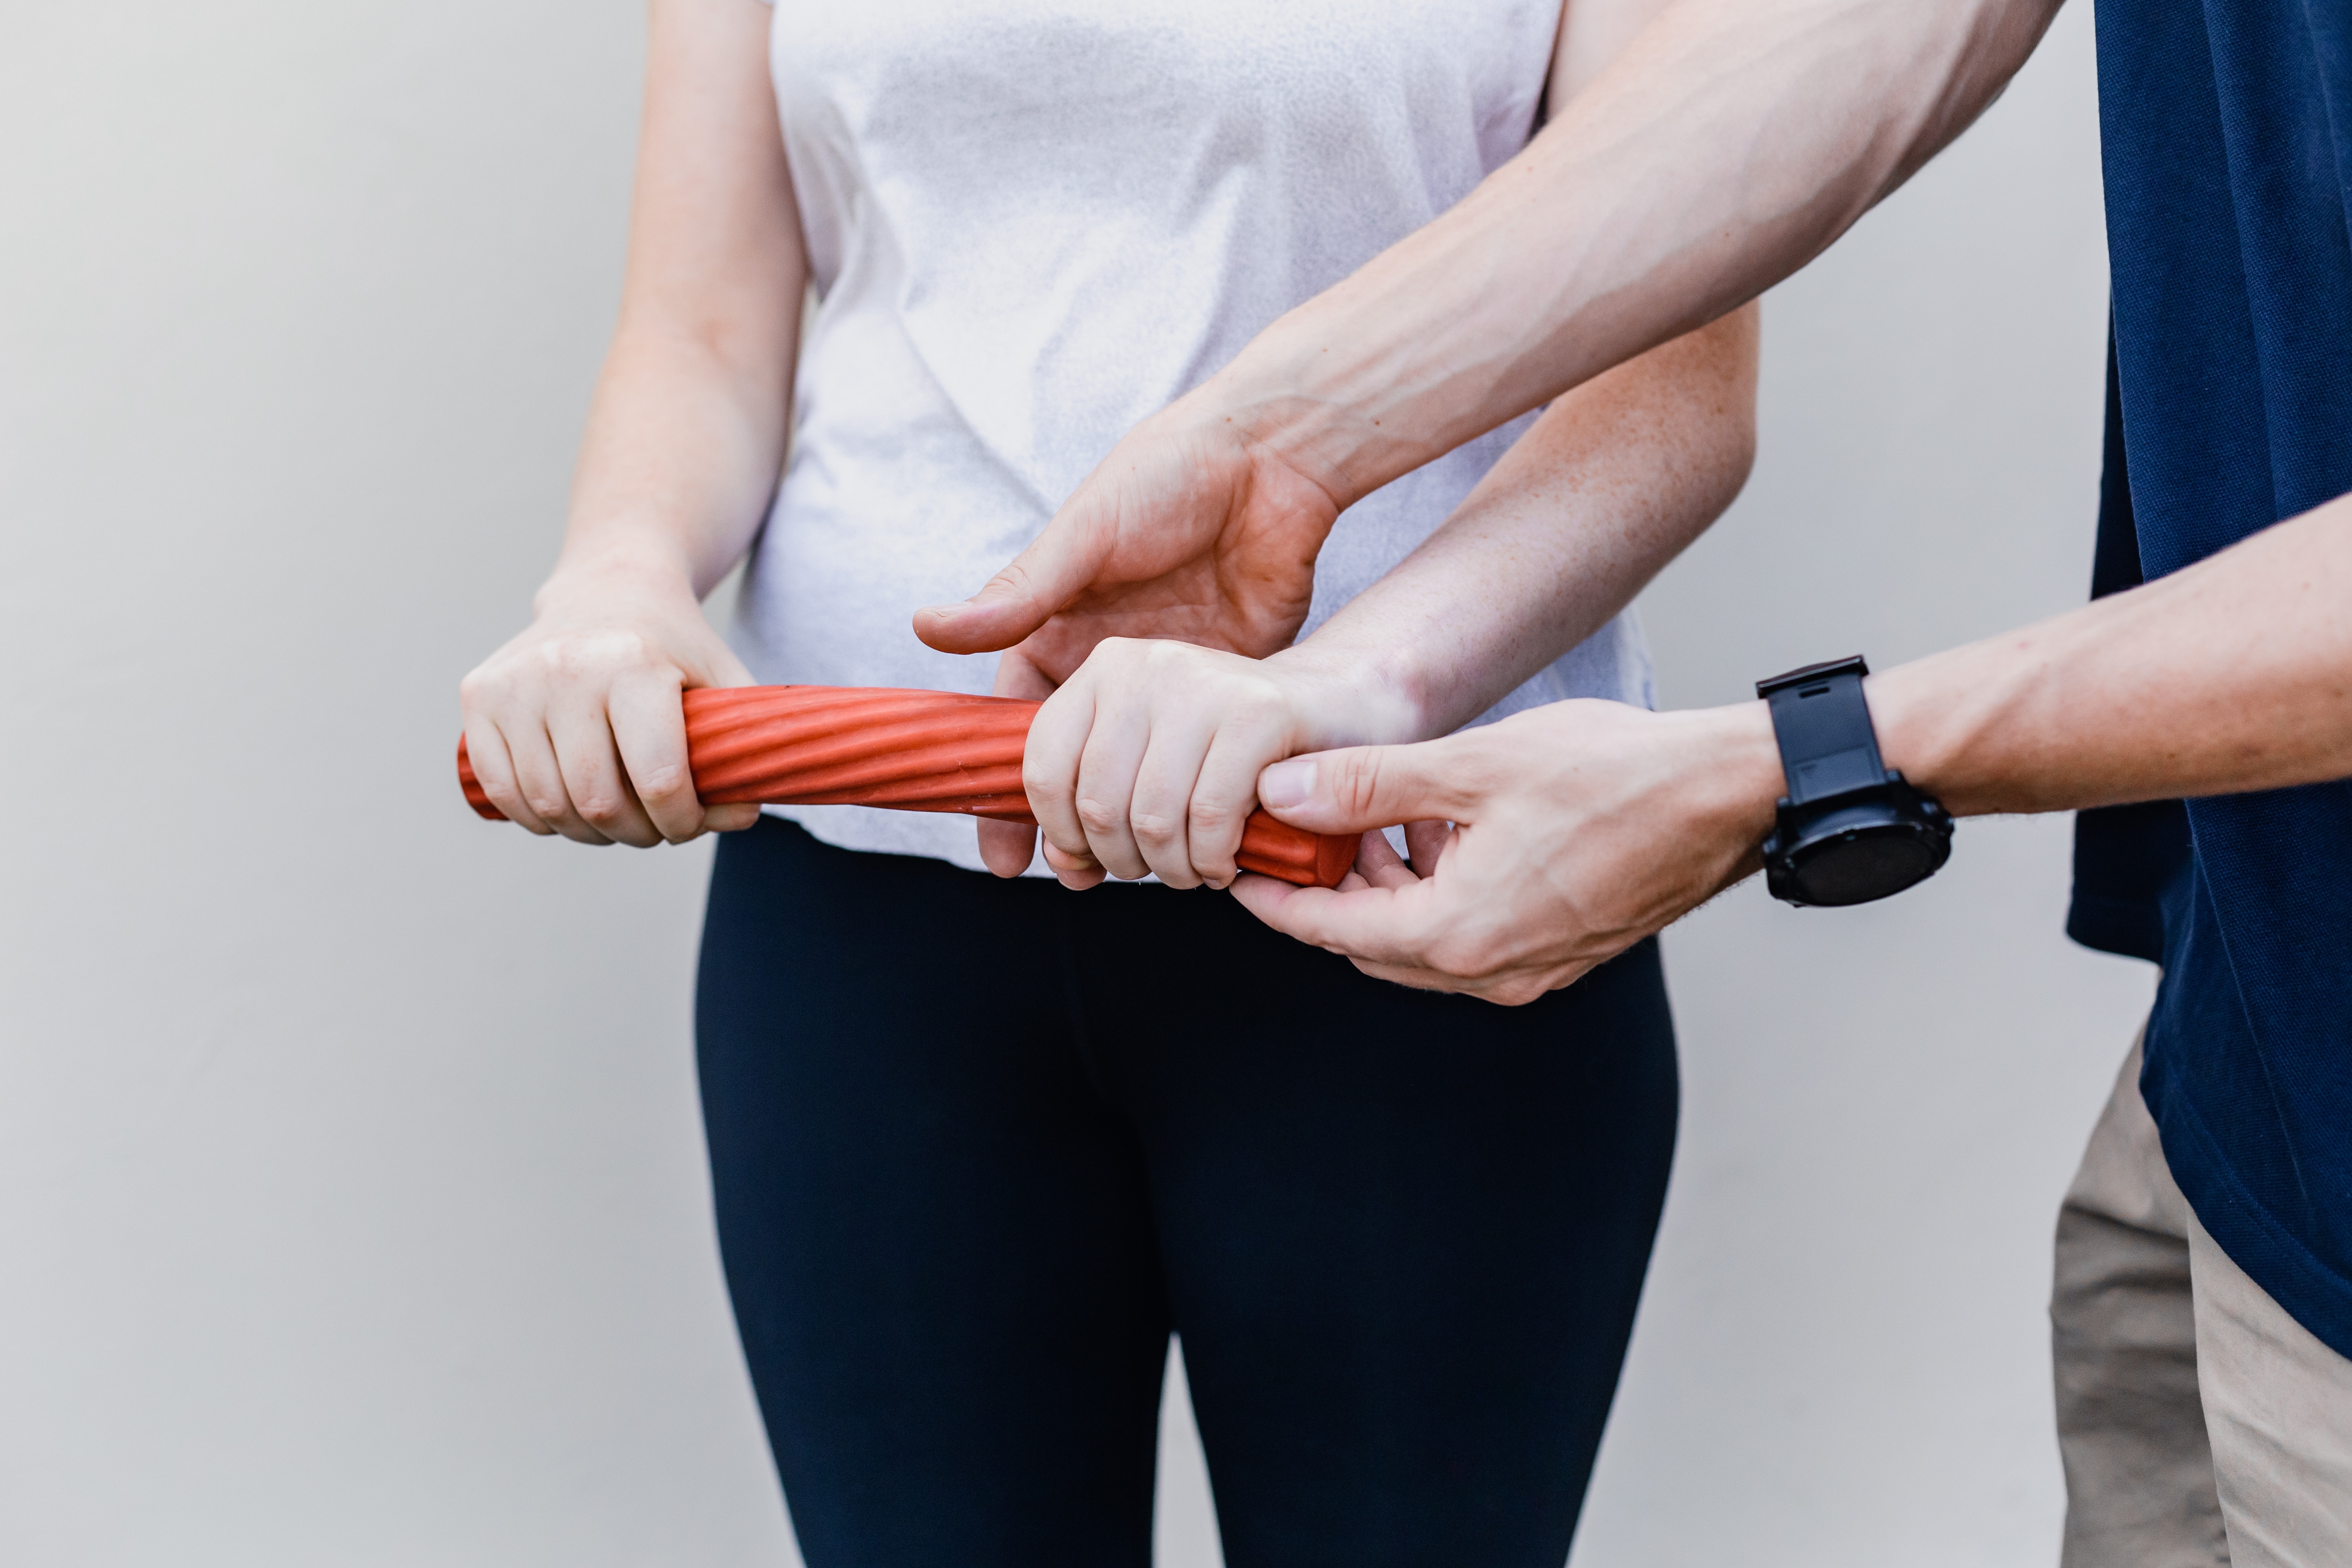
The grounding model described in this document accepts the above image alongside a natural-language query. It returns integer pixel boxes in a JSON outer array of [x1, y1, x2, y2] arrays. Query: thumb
[[913, 514, 1114, 655], [1254, 738, 1479, 836]]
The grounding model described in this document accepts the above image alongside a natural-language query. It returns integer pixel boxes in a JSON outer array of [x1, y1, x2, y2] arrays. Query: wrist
[[1179, 326, 1443, 514], [1265, 644, 1424, 750], [1749, 658, 1960, 905], [1860, 655, 2007, 818], [536, 531, 701, 617], [1670, 700, 1785, 848]]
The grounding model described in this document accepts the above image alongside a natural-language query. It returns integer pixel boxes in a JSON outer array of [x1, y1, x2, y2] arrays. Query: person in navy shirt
[[913, 0, 2352, 1559]]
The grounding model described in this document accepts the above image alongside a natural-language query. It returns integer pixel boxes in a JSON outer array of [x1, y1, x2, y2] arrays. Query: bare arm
[[1874, 499, 2352, 812], [459, 0, 803, 847], [1225, 0, 2059, 502], [1237, 497, 2352, 1002], [916, 0, 2060, 661], [1001, 0, 1760, 888], [1284, 308, 1757, 738], [1014, 307, 1758, 888]]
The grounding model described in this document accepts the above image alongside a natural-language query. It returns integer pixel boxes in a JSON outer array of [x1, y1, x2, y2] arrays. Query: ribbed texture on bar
[[456, 685, 1355, 888], [684, 686, 1033, 818]]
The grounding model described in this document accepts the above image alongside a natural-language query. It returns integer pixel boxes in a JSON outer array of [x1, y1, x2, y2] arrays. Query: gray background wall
[[0, 2, 2149, 1563]]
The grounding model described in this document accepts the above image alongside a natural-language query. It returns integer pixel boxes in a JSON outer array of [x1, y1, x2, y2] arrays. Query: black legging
[[697, 818, 1677, 1568]]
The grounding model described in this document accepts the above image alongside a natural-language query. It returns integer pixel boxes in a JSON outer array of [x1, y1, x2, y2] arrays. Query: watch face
[[1788, 824, 1947, 907]]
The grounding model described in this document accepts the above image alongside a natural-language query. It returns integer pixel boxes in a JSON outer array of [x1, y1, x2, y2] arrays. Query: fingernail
[[1259, 758, 1315, 809]]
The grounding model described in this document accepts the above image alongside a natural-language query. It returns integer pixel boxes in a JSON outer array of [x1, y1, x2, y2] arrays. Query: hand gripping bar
[[455, 684, 1358, 889]]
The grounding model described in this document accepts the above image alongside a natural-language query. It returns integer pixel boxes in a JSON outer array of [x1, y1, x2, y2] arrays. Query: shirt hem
[[2145, 1042, 2352, 1363]]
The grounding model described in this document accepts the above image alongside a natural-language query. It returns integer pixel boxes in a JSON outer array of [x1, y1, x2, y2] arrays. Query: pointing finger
[[1253, 735, 1484, 837], [1228, 871, 1447, 968], [913, 514, 1116, 655]]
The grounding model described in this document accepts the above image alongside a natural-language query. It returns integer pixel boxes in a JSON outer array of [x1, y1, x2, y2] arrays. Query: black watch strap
[[1755, 656, 1883, 802]]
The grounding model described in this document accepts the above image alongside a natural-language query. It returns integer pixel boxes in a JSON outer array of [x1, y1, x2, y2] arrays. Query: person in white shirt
[[458, 1, 1754, 1559]]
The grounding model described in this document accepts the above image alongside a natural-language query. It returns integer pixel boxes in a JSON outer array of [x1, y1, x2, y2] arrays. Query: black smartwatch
[[1755, 656, 1952, 907]]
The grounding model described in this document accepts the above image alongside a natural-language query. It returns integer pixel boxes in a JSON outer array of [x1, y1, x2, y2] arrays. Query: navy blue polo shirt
[[2072, 0, 2352, 1355]]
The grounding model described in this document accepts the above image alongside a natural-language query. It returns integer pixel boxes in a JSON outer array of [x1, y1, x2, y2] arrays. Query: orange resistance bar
[[456, 685, 1358, 890]]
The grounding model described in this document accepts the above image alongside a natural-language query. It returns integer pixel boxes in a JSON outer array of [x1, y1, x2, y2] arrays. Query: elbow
[[1696, 301, 1762, 515], [1720, 398, 1759, 512]]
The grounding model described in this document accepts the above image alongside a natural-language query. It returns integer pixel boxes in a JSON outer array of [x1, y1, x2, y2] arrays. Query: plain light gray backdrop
[[1, 2, 2156, 1563]]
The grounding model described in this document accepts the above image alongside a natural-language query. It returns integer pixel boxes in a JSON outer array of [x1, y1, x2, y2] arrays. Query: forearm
[[1234, 496, 2352, 999], [1666, 493, 2352, 851], [1280, 308, 1758, 741], [457, 0, 803, 848], [1196, 0, 2056, 506], [545, 0, 804, 609], [1871, 496, 2352, 813], [548, 326, 793, 603]]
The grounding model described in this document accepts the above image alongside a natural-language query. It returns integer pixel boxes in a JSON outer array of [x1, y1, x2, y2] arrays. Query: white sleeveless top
[[741, 0, 1653, 872]]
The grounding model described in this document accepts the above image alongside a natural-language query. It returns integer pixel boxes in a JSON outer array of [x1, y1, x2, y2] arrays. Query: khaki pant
[[2052, 1035, 2352, 1568]]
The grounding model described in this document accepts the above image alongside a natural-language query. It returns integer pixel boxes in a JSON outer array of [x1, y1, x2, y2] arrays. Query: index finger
[[1228, 870, 1448, 968], [912, 511, 1115, 655], [607, 669, 704, 843], [461, 711, 555, 836]]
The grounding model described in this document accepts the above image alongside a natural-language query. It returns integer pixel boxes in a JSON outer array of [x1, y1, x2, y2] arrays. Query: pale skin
[[917, 0, 2352, 1000], [999, 310, 1756, 888], [962, 0, 1759, 888], [459, 0, 1758, 861], [461, 0, 796, 846], [916, 0, 2061, 673], [1237, 500, 2352, 1002]]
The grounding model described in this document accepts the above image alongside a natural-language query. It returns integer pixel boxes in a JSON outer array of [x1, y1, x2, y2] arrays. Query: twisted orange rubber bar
[[456, 685, 1357, 889]]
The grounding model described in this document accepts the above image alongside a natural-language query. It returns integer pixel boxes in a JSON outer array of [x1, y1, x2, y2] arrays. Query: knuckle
[[636, 763, 691, 800], [538, 629, 652, 681], [1188, 797, 1238, 835], [1129, 810, 1180, 846], [1075, 797, 1121, 835], [1335, 754, 1388, 821], [459, 669, 527, 720]]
